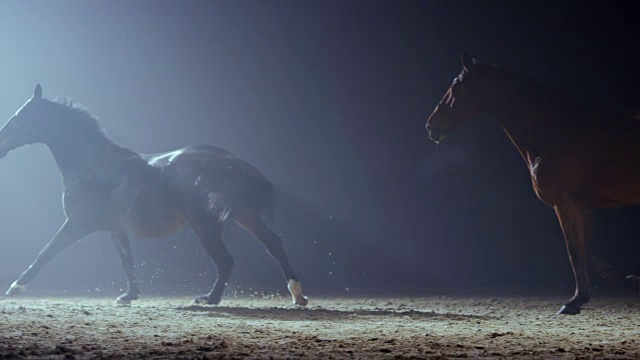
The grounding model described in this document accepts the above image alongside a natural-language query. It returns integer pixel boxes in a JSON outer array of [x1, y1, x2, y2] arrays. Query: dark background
[[0, 1, 637, 298]]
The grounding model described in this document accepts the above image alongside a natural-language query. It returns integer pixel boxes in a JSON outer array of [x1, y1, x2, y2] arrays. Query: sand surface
[[0, 293, 638, 359]]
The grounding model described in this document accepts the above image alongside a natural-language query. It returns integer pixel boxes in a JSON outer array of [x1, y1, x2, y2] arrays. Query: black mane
[[485, 63, 605, 116], [49, 98, 109, 141]]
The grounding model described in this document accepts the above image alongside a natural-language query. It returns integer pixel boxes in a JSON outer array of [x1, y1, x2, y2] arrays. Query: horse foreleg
[[5, 219, 88, 296], [111, 231, 139, 306], [554, 196, 592, 315], [186, 209, 232, 305], [233, 211, 308, 306]]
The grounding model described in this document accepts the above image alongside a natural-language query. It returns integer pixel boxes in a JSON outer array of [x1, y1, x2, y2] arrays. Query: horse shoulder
[[526, 147, 586, 206]]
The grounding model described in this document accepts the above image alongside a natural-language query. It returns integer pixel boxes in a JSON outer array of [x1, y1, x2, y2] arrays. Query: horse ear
[[33, 84, 42, 99], [461, 51, 476, 72]]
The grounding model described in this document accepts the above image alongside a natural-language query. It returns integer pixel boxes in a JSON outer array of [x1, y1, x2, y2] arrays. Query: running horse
[[1, 84, 308, 307], [426, 52, 640, 315]]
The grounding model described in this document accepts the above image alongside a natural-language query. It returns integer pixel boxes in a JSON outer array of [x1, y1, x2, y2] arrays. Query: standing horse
[[426, 52, 640, 315], [1, 84, 308, 307]]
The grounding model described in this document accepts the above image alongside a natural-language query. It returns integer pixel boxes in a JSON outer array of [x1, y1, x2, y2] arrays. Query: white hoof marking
[[287, 279, 308, 306]]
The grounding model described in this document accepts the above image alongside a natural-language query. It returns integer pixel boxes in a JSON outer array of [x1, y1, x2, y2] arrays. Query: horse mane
[[487, 64, 582, 108], [49, 97, 109, 141], [484, 63, 619, 127]]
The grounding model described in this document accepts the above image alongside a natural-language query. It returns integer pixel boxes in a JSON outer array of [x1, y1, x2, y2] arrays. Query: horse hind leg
[[111, 231, 139, 306], [232, 209, 308, 306], [185, 209, 232, 305]]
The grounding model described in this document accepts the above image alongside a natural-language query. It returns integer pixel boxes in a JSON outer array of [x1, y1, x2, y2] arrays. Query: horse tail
[[249, 174, 275, 222], [261, 184, 299, 225], [589, 255, 623, 285]]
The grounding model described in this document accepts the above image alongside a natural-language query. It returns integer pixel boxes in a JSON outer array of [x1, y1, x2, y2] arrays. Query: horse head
[[426, 52, 488, 143], [0, 84, 52, 158]]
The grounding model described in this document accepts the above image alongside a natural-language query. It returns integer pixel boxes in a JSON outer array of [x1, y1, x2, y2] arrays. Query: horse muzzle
[[428, 129, 447, 143], [426, 122, 447, 143]]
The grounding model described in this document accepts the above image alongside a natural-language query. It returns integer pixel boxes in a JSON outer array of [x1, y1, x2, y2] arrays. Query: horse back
[[146, 145, 274, 215]]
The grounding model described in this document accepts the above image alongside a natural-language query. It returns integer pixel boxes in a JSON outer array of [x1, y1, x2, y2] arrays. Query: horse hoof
[[293, 295, 309, 307], [556, 304, 581, 315], [115, 292, 138, 306], [115, 296, 132, 307], [5, 281, 26, 296], [287, 279, 308, 306], [193, 295, 220, 305], [115, 298, 131, 307]]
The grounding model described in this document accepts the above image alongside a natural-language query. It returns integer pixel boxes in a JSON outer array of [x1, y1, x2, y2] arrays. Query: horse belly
[[583, 164, 640, 208], [126, 195, 187, 239], [581, 142, 640, 208]]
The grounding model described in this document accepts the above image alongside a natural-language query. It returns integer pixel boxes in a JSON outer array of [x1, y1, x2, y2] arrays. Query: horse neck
[[492, 106, 539, 158], [45, 130, 128, 184], [483, 72, 559, 157]]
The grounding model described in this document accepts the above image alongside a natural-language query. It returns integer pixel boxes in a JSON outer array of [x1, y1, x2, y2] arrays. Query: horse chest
[[62, 182, 117, 228]]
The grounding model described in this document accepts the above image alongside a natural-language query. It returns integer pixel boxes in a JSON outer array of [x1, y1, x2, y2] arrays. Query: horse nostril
[[426, 124, 431, 132]]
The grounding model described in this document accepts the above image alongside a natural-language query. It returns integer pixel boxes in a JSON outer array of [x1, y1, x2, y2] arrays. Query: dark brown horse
[[1, 84, 308, 307], [426, 52, 640, 315]]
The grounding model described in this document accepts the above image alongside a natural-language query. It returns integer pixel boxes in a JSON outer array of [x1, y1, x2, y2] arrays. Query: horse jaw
[[287, 279, 308, 306]]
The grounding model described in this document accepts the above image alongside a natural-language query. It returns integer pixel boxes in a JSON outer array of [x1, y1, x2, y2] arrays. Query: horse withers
[[1, 84, 308, 307], [426, 52, 640, 315]]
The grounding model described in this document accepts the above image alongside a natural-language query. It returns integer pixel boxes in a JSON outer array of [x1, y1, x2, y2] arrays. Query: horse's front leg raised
[[111, 231, 139, 305], [5, 219, 88, 296], [554, 195, 592, 315]]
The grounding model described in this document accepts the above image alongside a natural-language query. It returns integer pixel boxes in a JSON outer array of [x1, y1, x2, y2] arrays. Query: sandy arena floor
[[0, 293, 638, 359]]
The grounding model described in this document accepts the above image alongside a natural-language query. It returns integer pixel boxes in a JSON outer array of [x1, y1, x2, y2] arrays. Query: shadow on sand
[[176, 305, 495, 321]]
